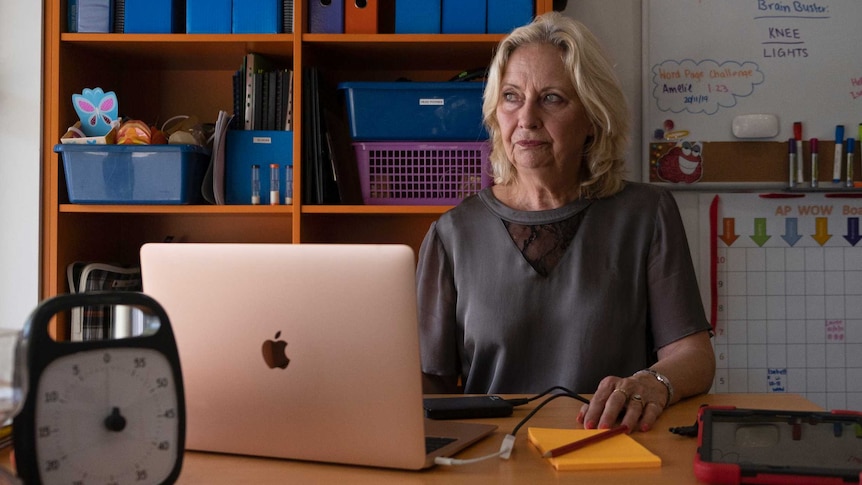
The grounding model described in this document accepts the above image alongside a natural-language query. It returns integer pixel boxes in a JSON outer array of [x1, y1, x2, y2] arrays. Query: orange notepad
[[528, 427, 662, 471]]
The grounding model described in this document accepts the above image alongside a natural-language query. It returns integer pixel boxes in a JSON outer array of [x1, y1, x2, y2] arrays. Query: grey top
[[416, 183, 711, 394]]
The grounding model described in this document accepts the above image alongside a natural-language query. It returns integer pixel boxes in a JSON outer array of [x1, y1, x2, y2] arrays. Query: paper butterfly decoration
[[72, 87, 119, 137]]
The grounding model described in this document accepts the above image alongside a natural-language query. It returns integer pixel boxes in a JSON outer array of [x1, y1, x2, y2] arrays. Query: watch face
[[34, 347, 181, 484]]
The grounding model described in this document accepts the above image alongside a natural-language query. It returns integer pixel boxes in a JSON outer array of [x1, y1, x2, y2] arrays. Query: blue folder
[[395, 0, 440, 33], [124, 0, 183, 33], [186, 0, 231, 34], [233, 0, 282, 33], [308, 0, 344, 33], [487, 0, 533, 34], [442, 0, 484, 34], [68, 0, 113, 32]]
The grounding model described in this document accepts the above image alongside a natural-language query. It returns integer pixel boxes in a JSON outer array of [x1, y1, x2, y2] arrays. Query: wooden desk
[[173, 393, 819, 484]]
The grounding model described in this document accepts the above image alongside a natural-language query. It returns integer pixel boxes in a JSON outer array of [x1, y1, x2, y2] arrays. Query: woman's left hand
[[577, 374, 666, 433]]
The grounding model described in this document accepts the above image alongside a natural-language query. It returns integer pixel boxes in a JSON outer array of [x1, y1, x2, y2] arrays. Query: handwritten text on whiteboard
[[651, 59, 765, 115]]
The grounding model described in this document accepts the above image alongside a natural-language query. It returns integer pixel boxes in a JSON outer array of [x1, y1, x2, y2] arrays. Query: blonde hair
[[483, 12, 630, 199]]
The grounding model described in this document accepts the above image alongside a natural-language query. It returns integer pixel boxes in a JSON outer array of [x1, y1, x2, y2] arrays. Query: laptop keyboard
[[425, 436, 457, 454]]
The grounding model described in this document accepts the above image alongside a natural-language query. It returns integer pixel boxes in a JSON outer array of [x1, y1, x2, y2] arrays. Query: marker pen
[[794, 122, 804, 184], [810, 138, 819, 188], [833, 125, 844, 184], [251, 164, 261, 205], [788, 138, 797, 188], [270, 163, 280, 205], [848, 138, 856, 188], [858, 123, 862, 163]]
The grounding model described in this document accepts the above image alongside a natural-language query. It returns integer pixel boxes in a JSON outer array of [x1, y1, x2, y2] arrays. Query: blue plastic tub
[[338, 82, 488, 141], [56, 144, 210, 204]]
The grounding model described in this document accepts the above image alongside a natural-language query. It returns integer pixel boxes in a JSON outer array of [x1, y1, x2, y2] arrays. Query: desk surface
[[174, 393, 819, 484]]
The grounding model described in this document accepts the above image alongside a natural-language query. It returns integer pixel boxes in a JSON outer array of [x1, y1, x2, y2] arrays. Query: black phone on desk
[[423, 395, 514, 420], [694, 406, 862, 484]]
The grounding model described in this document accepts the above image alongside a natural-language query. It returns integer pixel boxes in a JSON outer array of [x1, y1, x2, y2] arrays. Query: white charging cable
[[433, 434, 516, 466], [433, 390, 590, 467]]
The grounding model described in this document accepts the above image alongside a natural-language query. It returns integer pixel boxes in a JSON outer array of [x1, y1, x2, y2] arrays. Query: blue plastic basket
[[339, 82, 488, 141], [56, 144, 210, 204]]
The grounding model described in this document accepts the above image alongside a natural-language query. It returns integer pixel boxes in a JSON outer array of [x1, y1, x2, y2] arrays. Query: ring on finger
[[612, 388, 629, 400], [645, 401, 662, 409], [630, 394, 644, 405]]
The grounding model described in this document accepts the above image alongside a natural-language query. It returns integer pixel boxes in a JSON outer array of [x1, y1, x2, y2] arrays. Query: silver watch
[[634, 368, 674, 408]]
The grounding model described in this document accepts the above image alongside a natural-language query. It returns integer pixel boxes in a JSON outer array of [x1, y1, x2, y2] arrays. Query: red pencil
[[542, 425, 630, 458]]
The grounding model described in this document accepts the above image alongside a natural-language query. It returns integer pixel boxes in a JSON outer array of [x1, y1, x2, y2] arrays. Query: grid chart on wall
[[699, 193, 862, 410]]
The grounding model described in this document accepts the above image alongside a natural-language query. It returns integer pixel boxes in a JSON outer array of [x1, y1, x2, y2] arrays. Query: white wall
[[0, 1, 42, 329], [563, 2, 704, 281], [564, 1, 642, 181]]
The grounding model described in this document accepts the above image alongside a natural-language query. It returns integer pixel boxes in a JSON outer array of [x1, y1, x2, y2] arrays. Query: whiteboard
[[697, 193, 862, 410], [643, 0, 862, 145]]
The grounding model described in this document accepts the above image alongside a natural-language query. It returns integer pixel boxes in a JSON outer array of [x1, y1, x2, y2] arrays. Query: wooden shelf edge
[[57, 204, 452, 215], [303, 33, 504, 43], [59, 204, 296, 215], [301, 205, 452, 215], [60, 33, 504, 44], [58, 33, 296, 69], [61, 33, 296, 43]]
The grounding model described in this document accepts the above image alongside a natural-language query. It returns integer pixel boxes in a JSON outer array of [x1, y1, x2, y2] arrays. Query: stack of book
[[232, 53, 293, 132]]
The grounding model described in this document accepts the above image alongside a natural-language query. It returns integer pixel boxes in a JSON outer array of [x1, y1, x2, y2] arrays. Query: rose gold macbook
[[140, 243, 495, 470]]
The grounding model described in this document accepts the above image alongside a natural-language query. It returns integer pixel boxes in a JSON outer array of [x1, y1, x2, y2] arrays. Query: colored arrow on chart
[[719, 218, 739, 246], [844, 218, 862, 246], [750, 218, 771, 247], [781, 218, 802, 247], [811, 217, 832, 246]]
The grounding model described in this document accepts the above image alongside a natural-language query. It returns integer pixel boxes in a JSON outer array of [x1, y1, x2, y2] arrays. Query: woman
[[416, 12, 715, 433]]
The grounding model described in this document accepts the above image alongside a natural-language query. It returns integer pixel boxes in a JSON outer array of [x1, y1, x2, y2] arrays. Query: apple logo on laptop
[[261, 331, 290, 369]]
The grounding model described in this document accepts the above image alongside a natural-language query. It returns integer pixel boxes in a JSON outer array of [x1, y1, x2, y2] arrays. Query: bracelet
[[634, 369, 674, 408]]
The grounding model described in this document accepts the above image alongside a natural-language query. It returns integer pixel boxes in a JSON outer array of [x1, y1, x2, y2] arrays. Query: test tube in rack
[[251, 164, 261, 205], [285, 166, 293, 205], [270, 163, 280, 205]]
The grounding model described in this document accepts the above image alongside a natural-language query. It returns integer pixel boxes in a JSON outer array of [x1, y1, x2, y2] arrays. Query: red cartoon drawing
[[655, 141, 703, 183]]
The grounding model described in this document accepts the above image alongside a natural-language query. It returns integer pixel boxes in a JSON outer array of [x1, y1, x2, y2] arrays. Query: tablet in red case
[[694, 405, 862, 484]]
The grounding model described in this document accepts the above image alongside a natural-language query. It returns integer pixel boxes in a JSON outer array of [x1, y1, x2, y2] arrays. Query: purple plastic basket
[[353, 141, 492, 205]]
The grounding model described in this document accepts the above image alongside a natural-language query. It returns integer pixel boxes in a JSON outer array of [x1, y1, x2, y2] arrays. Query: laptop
[[140, 242, 496, 470]]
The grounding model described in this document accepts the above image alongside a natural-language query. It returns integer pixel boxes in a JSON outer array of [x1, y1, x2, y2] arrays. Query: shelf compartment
[[60, 34, 296, 70], [303, 34, 504, 70]]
